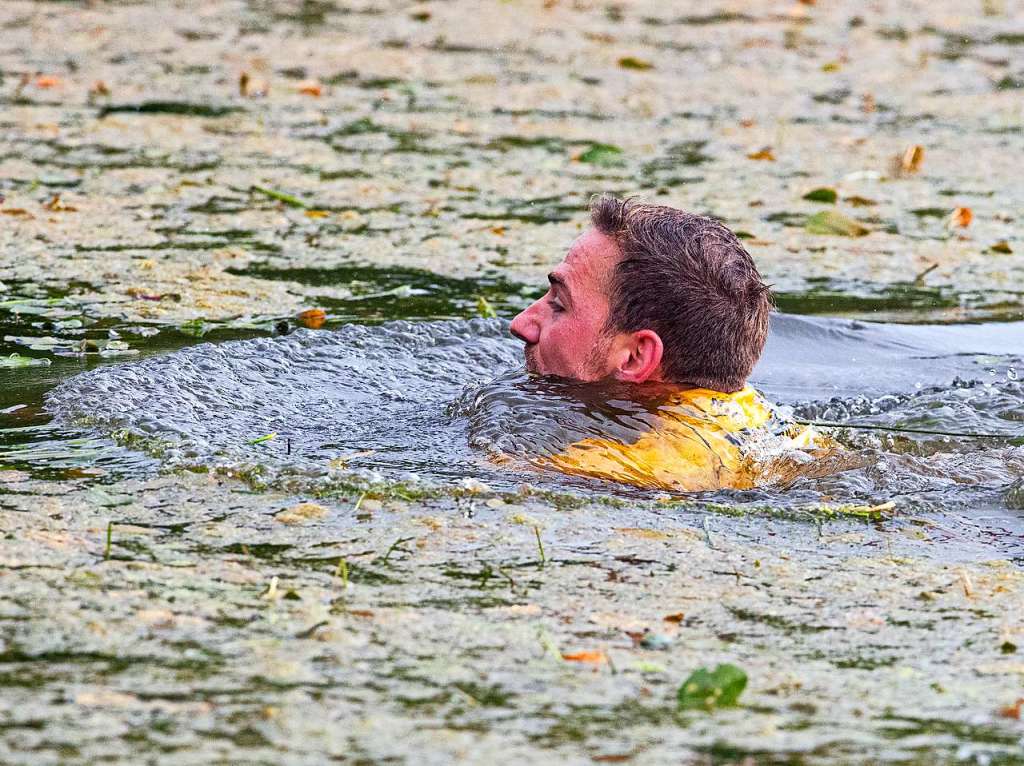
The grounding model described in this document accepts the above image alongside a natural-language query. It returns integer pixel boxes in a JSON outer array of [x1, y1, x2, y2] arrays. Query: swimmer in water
[[508, 195, 827, 491]]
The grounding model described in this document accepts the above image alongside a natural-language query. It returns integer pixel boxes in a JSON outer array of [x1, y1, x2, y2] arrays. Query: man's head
[[509, 196, 772, 392]]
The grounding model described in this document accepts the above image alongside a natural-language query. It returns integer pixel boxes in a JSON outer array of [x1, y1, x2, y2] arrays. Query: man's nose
[[509, 302, 541, 345]]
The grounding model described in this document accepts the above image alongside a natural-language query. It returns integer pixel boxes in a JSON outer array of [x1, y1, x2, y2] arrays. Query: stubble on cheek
[[523, 345, 541, 373]]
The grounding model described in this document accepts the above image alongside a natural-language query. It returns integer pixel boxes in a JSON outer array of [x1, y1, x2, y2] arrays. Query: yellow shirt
[[536, 386, 821, 492]]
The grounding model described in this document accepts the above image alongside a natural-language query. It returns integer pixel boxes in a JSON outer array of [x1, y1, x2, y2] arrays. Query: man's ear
[[613, 329, 664, 383]]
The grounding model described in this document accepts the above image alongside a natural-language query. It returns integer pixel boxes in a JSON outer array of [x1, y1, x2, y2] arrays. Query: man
[[508, 195, 821, 491]]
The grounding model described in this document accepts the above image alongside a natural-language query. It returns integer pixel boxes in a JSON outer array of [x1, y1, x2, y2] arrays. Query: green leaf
[[578, 143, 624, 167], [677, 663, 748, 710], [802, 187, 837, 204], [179, 319, 208, 337], [251, 185, 310, 209], [248, 432, 277, 445], [804, 210, 870, 237], [618, 56, 654, 70], [0, 353, 52, 368], [476, 295, 497, 319]]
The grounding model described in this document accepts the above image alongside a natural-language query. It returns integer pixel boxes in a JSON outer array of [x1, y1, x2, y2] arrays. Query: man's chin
[[523, 347, 542, 375]]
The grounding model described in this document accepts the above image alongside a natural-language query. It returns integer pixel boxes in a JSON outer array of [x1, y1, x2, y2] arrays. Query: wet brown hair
[[591, 195, 772, 393]]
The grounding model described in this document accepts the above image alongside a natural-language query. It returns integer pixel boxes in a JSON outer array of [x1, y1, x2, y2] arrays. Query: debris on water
[[297, 308, 327, 329], [894, 144, 925, 176], [638, 632, 674, 651], [617, 56, 653, 70], [747, 146, 776, 161], [476, 296, 497, 319], [459, 477, 492, 493], [803, 187, 838, 203], [275, 502, 329, 524], [576, 143, 625, 166], [946, 206, 973, 229], [1, 352, 51, 367], [804, 210, 870, 236], [677, 663, 748, 710], [1005, 479, 1024, 510], [250, 184, 310, 209], [561, 649, 608, 664]]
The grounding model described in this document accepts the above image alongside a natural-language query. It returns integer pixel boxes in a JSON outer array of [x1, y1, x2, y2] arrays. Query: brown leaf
[[663, 612, 685, 623], [617, 56, 653, 71], [990, 240, 1013, 254], [747, 146, 775, 161], [896, 144, 924, 175], [298, 308, 327, 329], [89, 80, 110, 97], [43, 194, 77, 212], [275, 502, 329, 524]]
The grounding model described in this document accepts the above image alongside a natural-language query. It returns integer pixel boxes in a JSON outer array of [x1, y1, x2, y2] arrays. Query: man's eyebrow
[[547, 272, 571, 303]]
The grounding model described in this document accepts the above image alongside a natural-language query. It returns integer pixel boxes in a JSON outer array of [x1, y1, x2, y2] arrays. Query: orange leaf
[[998, 698, 1023, 720], [298, 79, 323, 96], [304, 210, 330, 219], [298, 308, 327, 329], [663, 612, 685, 623], [562, 650, 607, 664], [747, 147, 775, 161], [947, 207, 972, 229], [35, 75, 61, 89]]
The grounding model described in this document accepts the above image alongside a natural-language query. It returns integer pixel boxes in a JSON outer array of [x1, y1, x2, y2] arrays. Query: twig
[[533, 526, 546, 565]]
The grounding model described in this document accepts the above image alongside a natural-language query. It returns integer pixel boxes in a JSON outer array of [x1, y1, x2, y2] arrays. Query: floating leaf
[[562, 650, 607, 664], [43, 194, 77, 212], [639, 632, 674, 650], [275, 502, 329, 524], [844, 195, 877, 207], [946, 206, 973, 229], [251, 185, 309, 209], [747, 146, 775, 161], [248, 432, 277, 445], [298, 308, 327, 329], [35, 75, 61, 89], [896, 144, 924, 175], [804, 210, 870, 236], [298, 79, 323, 96], [617, 56, 653, 70], [179, 319, 207, 337], [803, 187, 837, 204], [677, 663, 748, 710], [0, 353, 51, 368], [476, 296, 497, 319], [577, 143, 624, 166], [999, 698, 1023, 720], [990, 240, 1013, 254]]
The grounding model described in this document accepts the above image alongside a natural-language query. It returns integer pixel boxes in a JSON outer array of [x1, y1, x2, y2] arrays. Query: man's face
[[509, 227, 620, 381]]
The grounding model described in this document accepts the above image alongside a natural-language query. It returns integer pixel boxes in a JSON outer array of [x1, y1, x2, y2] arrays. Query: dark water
[[32, 313, 1024, 562]]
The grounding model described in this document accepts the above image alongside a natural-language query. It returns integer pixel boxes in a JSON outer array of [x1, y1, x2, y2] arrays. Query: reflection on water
[[33, 313, 1024, 561]]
